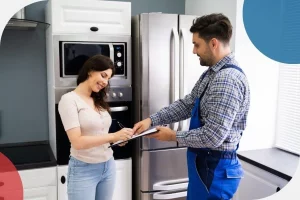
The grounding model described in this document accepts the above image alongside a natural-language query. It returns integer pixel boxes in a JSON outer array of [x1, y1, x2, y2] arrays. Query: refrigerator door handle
[[170, 27, 180, 131], [179, 28, 190, 132], [153, 178, 188, 191], [153, 190, 187, 199]]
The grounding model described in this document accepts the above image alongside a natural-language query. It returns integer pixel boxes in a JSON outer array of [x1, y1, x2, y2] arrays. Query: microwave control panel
[[113, 44, 126, 76]]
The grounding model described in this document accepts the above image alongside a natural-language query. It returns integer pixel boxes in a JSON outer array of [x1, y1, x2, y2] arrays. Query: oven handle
[[110, 106, 128, 112]]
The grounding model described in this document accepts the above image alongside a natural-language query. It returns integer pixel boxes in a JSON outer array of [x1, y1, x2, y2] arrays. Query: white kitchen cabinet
[[20, 167, 57, 200], [23, 186, 57, 200], [232, 160, 289, 200], [57, 158, 132, 200], [2, 186, 56, 200], [18, 167, 57, 189], [112, 158, 132, 200], [57, 165, 68, 200], [45, 0, 131, 36], [0, 167, 57, 200]]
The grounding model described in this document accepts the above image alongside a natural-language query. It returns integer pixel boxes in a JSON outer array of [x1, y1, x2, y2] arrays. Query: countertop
[[237, 148, 299, 181], [0, 141, 57, 171], [0, 141, 298, 181]]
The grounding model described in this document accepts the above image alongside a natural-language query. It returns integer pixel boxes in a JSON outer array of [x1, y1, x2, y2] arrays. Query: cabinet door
[[18, 167, 57, 189], [2, 186, 56, 200], [24, 186, 57, 200], [48, 0, 131, 35], [57, 166, 68, 200], [112, 158, 132, 200]]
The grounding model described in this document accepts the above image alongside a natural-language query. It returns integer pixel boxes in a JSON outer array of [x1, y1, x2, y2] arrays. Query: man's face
[[192, 33, 214, 67]]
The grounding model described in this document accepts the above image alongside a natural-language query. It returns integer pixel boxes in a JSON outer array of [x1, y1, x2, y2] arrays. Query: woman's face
[[87, 69, 113, 93]]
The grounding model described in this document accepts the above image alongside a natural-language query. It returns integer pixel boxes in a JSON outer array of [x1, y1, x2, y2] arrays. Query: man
[[133, 13, 250, 200]]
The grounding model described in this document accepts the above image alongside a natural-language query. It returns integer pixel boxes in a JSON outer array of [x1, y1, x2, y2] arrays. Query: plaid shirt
[[150, 53, 250, 151]]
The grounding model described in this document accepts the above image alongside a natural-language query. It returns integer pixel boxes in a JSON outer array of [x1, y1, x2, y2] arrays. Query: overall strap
[[199, 64, 244, 100], [221, 64, 245, 75]]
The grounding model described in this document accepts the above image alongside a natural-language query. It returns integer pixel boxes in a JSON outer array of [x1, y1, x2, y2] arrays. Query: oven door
[[108, 101, 134, 160]]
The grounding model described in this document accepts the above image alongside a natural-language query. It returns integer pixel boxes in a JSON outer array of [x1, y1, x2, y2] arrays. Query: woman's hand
[[111, 128, 133, 143], [118, 141, 128, 147]]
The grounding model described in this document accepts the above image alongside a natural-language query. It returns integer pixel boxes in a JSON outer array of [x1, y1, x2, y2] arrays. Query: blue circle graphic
[[243, 0, 300, 64]]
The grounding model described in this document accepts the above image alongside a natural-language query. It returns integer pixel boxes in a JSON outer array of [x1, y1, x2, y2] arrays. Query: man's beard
[[199, 56, 213, 67]]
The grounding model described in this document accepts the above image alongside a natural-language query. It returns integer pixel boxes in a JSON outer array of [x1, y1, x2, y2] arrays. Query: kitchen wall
[[0, 0, 185, 144], [106, 0, 185, 16], [185, 0, 237, 51], [234, 0, 279, 151], [185, 0, 280, 151], [0, 1, 49, 144]]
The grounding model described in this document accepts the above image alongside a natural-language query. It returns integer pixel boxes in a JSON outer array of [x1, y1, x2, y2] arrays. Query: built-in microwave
[[61, 42, 126, 77], [49, 35, 131, 88]]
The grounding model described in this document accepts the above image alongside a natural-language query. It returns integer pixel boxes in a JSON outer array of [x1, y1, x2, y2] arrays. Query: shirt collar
[[210, 52, 235, 73]]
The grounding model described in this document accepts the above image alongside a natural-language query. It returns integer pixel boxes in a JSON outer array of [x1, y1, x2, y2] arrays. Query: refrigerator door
[[140, 147, 188, 191], [178, 15, 208, 133], [139, 13, 180, 150]]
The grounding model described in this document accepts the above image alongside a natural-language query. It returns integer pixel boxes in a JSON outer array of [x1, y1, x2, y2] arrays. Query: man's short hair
[[190, 13, 232, 44]]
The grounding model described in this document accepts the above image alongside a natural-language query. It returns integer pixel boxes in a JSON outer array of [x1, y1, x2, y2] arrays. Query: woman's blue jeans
[[67, 156, 116, 200]]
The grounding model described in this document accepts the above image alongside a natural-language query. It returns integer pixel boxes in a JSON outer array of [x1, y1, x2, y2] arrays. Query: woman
[[58, 55, 133, 200]]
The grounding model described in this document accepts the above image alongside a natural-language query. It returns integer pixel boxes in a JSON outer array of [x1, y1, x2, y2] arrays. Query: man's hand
[[146, 126, 177, 141], [133, 118, 152, 135]]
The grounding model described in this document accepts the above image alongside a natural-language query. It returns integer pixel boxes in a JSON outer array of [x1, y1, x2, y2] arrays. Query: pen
[[117, 121, 125, 128]]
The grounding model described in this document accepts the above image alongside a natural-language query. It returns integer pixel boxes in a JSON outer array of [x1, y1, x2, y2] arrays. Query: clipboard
[[108, 127, 158, 148]]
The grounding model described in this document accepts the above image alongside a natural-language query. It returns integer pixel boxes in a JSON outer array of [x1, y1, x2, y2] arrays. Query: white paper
[[109, 127, 158, 147], [131, 127, 158, 138]]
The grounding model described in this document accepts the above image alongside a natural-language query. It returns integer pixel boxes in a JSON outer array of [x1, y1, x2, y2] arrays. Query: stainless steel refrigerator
[[132, 13, 207, 200]]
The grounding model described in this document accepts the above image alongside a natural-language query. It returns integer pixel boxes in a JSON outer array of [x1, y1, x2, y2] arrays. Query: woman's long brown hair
[[76, 55, 115, 112]]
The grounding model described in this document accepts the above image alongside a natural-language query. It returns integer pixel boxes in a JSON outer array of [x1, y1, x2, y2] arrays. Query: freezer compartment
[[140, 147, 188, 191], [141, 189, 187, 200]]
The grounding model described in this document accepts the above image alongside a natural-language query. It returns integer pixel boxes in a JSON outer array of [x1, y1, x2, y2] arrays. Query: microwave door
[[62, 42, 112, 77]]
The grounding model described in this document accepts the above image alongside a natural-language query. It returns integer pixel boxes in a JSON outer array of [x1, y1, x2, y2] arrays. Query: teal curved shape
[[243, 0, 300, 64]]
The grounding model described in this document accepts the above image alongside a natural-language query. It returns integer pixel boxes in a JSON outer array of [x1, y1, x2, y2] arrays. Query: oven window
[[63, 43, 110, 76], [108, 102, 133, 160]]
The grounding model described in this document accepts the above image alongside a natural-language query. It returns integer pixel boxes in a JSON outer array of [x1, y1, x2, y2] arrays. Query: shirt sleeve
[[176, 73, 244, 148], [58, 95, 80, 131], [149, 78, 201, 126]]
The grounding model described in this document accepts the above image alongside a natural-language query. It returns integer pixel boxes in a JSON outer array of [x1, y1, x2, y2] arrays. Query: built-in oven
[[50, 35, 131, 88], [54, 87, 133, 165]]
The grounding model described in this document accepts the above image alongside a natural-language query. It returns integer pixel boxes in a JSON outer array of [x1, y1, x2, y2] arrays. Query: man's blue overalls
[[187, 64, 244, 200]]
